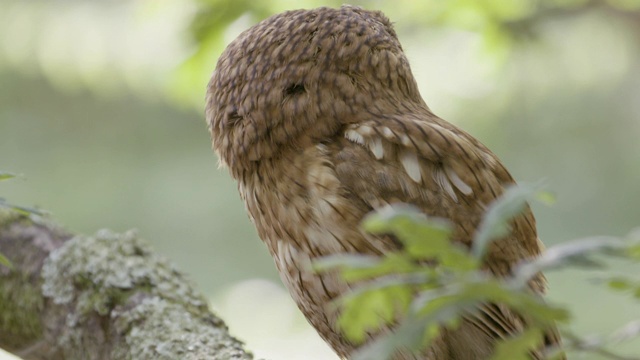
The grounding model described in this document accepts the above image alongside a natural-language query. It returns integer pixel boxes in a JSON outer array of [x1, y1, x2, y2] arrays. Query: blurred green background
[[1, 0, 639, 359]]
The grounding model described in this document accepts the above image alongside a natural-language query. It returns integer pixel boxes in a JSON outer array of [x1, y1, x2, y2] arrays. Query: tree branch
[[0, 210, 254, 360]]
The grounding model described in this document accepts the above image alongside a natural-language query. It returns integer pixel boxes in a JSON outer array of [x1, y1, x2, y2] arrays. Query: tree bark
[[0, 210, 255, 360]]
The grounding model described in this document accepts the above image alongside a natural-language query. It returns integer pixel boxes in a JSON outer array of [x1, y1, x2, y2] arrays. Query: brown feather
[[206, 5, 562, 359]]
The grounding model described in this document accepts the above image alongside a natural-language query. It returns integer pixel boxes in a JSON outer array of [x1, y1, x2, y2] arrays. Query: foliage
[[1, 1, 640, 358], [0, 172, 46, 217], [2, 0, 640, 109], [0, 171, 48, 269], [316, 184, 640, 359], [179, 0, 640, 107]]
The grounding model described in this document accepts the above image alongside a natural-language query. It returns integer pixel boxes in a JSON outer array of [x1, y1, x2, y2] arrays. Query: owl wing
[[335, 115, 542, 262], [331, 115, 559, 355]]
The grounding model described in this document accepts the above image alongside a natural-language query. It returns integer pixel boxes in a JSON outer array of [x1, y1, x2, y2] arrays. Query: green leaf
[[513, 237, 626, 286], [312, 254, 381, 273], [399, 219, 451, 259], [594, 275, 640, 299], [314, 253, 420, 282], [340, 254, 418, 282], [535, 190, 557, 206], [607, 277, 633, 291], [0, 172, 16, 181], [414, 278, 569, 326], [351, 315, 429, 360], [491, 328, 544, 360], [337, 285, 413, 344], [362, 205, 478, 271], [0, 201, 47, 216], [361, 204, 433, 237], [0, 252, 13, 269], [329, 186, 619, 358], [350, 297, 473, 360], [473, 183, 547, 259]]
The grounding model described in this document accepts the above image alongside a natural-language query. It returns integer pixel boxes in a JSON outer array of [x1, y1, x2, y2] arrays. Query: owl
[[206, 6, 560, 359]]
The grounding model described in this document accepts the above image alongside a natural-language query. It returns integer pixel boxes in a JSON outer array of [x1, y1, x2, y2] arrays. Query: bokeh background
[[1, 0, 640, 359]]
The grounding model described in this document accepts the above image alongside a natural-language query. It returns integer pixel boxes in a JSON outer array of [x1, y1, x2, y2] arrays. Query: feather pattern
[[206, 5, 562, 359]]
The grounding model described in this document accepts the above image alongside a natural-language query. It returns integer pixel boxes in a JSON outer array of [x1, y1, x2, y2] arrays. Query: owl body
[[239, 144, 388, 356], [207, 6, 559, 359]]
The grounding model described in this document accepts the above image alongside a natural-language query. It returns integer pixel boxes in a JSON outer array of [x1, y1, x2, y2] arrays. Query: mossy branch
[[0, 210, 254, 360]]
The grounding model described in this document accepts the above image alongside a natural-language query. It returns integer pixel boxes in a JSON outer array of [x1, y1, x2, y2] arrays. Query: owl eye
[[226, 111, 243, 127], [284, 83, 306, 96]]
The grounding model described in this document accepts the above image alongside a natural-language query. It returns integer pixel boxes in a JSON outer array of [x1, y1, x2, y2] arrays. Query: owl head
[[206, 6, 424, 176]]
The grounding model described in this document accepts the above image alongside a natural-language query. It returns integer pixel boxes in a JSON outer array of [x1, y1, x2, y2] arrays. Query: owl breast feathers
[[206, 5, 561, 359]]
